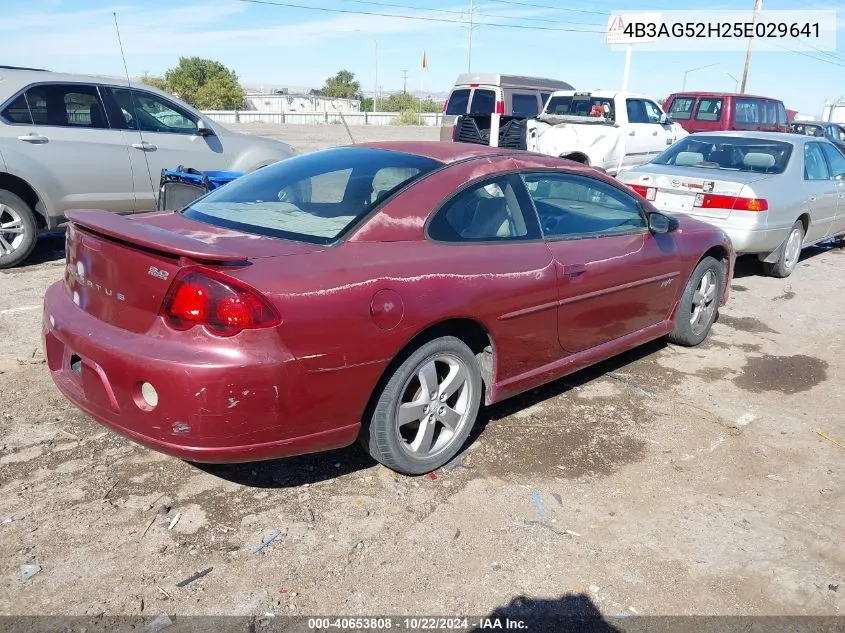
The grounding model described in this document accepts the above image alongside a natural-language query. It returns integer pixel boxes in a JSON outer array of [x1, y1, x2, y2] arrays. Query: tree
[[140, 73, 168, 92], [155, 57, 245, 110], [322, 70, 361, 99]]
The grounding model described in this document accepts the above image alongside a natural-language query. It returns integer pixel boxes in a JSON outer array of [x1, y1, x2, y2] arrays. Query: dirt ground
[[1, 124, 844, 620]]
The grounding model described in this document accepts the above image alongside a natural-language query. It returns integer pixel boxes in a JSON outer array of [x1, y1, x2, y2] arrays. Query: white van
[[440, 73, 574, 141]]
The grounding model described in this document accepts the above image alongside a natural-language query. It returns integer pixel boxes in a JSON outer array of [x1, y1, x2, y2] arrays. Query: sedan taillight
[[160, 268, 281, 336], [694, 194, 768, 211], [629, 184, 656, 201]]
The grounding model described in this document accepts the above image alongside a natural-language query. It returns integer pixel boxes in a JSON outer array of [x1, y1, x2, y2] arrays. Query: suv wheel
[[0, 190, 38, 269]]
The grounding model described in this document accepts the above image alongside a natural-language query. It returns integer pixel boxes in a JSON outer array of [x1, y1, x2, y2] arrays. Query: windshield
[[544, 95, 615, 121], [182, 147, 441, 244], [792, 123, 825, 138], [651, 136, 793, 174]]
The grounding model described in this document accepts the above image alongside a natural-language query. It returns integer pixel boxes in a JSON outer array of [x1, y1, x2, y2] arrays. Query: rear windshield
[[544, 95, 615, 121], [652, 136, 793, 174], [469, 89, 496, 114], [792, 123, 825, 137], [182, 148, 441, 244], [445, 89, 470, 115], [668, 97, 695, 120]]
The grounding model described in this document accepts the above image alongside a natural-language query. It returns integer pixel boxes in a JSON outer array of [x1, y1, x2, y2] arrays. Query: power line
[[484, 0, 610, 17], [237, 0, 606, 32], [339, 0, 596, 25], [778, 45, 845, 68]]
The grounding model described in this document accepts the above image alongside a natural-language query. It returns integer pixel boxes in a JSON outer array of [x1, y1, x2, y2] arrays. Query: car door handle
[[652, 130, 658, 135], [809, 195, 817, 201], [18, 133, 49, 144], [629, 131, 636, 136], [563, 263, 587, 277], [131, 142, 157, 151]]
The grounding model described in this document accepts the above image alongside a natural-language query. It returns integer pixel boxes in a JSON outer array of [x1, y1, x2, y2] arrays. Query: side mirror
[[659, 113, 671, 125], [648, 212, 679, 234], [195, 119, 214, 137], [836, 173, 845, 181]]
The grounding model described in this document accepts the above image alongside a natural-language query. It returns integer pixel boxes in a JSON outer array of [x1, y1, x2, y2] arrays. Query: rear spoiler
[[65, 210, 246, 263]]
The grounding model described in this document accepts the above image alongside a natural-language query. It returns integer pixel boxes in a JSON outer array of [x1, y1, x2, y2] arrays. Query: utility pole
[[401, 70, 408, 93], [740, 0, 763, 94], [467, 0, 474, 72]]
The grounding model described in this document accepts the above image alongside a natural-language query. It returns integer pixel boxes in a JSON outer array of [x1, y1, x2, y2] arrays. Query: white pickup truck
[[453, 89, 688, 176]]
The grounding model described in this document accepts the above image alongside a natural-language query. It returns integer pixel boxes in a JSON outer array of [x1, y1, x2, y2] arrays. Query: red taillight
[[442, 99, 448, 113], [694, 194, 768, 211], [495, 100, 504, 115], [160, 268, 280, 337], [451, 121, 458, 141], [629, 184, 656, 201]]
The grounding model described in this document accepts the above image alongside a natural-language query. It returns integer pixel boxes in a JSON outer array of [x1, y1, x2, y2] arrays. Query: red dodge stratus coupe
[[43, 142, 734, 474]]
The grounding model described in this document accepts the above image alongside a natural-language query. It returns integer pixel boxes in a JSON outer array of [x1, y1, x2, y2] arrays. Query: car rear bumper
[[42, 282, 360, 463], [679, 215, 788, 255]]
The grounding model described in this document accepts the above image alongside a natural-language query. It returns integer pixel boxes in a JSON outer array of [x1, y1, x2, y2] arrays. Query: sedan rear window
[[182, 147, 441, 244], [652, 136, 793, 174]]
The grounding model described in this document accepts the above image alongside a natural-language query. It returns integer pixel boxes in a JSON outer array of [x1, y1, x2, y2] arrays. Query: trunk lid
[[63, 210, 321, 333], [622, 165, 774, 220]]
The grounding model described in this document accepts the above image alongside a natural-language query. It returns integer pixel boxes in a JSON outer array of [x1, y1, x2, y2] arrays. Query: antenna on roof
[[113, 12, 157, 205]]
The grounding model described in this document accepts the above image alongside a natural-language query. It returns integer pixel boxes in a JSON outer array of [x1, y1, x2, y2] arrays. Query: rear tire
[[0, 189, 38, 269], [762, 220, 804, 278], [667, 256, 723, 347], [362, 336, 482, 475]]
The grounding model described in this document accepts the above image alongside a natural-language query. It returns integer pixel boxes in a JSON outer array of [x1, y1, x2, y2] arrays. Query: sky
[[1, 0, 844, 114]]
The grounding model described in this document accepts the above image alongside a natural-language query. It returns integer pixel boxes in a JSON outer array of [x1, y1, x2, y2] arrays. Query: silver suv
[[0, 66, 295, 268]]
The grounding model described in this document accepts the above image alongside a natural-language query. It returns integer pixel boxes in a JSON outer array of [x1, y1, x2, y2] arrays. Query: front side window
[[445, 89, 470, 115], [695, 98, 723, 122], [805, 142, 831, 180], [522, 172, 646, 239], [428, 176, 535, 242], [18, 84, 108, 129], [511, 93, 539, 117], [183, 147, 440, 244], [643, 100, 663, 124], [668, 97, 696, 120], [819, 142, 845, 177], [792, 123, 824, 138], [652, 135, 792, 174], [106, 87, 198, 134], [777, 103, 788, 126]]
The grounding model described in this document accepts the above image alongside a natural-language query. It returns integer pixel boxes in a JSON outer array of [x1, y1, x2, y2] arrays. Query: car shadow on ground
[[468, 593, 622, 633], [16, 232, 66, 268], [732, 238, 844, 279], [196, 340, 667, 489]]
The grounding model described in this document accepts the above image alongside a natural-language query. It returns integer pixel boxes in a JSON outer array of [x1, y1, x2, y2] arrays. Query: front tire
[[667, 256, 723, 347], [761, 220, 804, 278], [0, 189, 38, 269], [362, 336, 482, 475]]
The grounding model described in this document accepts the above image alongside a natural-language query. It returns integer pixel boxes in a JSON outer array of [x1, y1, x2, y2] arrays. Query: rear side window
[[626, 99, 647, 124], [445, 89, 470, 115], [428, 176, 535, 242], [735, 98, 760, 125], [695, 98, 723, 121], [511, 93, 539, 117], [1, 94, 32, 124], [805, 142, 831, 180], [469, 89, 496, 114], [668, 97, 695, 120], [19, 84, 109, 129]]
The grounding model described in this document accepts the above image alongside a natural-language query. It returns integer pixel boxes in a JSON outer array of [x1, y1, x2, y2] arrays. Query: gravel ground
[[0, 125, 844, 621]]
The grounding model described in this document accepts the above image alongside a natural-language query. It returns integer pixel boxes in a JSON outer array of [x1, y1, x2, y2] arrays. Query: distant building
[[244, 92, 360, 114]]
